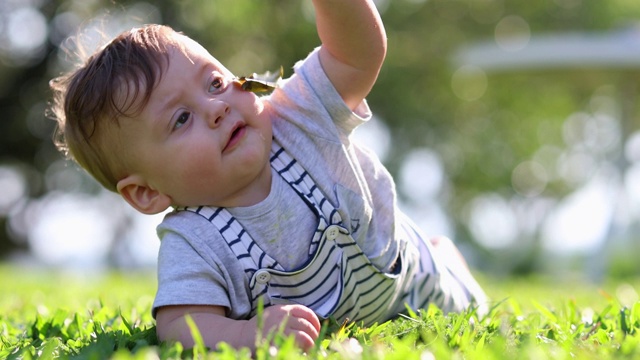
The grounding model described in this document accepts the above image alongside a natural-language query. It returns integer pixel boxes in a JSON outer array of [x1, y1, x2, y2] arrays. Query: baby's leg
[[429, 236, 470, 274], [395, 213, 487, 316], [428, 236, 488, 315]]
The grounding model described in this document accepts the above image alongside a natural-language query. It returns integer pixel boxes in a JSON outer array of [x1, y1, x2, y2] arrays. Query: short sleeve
[[152, 230, 231, 317]]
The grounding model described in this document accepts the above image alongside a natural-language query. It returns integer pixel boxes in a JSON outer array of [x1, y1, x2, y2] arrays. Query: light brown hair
[[49, 24, 180, 192]]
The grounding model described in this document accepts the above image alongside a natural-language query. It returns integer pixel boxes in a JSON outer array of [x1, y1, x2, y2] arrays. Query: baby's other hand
[[247, 304, 321, 351]]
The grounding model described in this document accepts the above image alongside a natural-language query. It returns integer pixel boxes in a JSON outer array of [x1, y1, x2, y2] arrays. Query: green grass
[[1, 265, 640, 359]]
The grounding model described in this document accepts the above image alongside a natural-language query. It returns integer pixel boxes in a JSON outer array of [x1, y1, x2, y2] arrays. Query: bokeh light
[[399, 148, 445, 201], [541, 171, 616, 254], [494, 15, 530, 52], [466, 193, 518, 249], [0, 166, 27, 215], [0, 4, 48, 66], [511, 160, 548, 197], [451, 65, 488, 101]]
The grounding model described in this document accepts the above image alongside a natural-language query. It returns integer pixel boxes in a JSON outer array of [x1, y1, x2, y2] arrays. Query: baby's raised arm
[[156, 304, 321, 352], [313, 0, 387, 110]]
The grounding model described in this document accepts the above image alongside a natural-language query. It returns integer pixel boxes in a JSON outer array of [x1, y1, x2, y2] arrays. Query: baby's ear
[[117, 175, 171, 215]]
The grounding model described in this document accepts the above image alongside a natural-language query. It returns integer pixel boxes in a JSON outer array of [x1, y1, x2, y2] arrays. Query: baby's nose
[[207, 100, 230, 128]]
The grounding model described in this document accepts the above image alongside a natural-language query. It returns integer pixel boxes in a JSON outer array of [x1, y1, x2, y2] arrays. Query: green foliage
[[2, 268, 640, 359]]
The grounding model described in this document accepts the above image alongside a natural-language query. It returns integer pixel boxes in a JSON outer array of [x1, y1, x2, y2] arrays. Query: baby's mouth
[[224, 124, 247, 152]]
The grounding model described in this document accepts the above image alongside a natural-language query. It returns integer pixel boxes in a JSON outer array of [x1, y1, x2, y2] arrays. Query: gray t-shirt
[[153, 48, 400, 319]]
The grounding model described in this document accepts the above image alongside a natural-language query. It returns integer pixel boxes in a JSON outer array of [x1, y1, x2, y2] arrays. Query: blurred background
[[1, 0, 640, 282]]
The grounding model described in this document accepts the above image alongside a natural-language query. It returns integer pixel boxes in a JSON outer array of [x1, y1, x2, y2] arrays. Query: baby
[[49, 0, 487, 352]]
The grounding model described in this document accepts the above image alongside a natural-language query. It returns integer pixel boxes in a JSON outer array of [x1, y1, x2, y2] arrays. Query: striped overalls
[[183, 142, 475, 325]]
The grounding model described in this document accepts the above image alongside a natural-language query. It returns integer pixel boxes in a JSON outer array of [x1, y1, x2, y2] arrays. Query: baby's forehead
[[122, 40, 214, 102], [126, 38, 232, 114], [171, 34, 233, 75]]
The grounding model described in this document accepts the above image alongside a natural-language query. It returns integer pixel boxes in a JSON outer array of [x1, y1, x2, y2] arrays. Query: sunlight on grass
[[1, 265, 639, 359]]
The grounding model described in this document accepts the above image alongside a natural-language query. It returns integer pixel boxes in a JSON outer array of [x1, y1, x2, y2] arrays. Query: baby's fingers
[[289, 305, 321, 334], [282, 320, 317, 351], [290, 328, 317, 352], [282, 306, 321, 351]]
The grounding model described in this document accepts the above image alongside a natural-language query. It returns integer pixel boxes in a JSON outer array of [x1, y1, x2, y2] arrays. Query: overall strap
[[180, 205, 284, 274], [268, 141, 344, 255]]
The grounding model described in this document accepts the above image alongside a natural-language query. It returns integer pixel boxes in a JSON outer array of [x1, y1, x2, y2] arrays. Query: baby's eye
[[209, 76, 225, 94], [174, 111, 191, 130]]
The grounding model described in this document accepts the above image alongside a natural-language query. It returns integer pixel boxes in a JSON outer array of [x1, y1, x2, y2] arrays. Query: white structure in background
[[455, 23, 640, 71], [453, 23, 640, 262]]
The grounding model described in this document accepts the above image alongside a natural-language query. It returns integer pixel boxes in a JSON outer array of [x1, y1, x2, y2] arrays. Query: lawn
[[1, 264, 639, 359]]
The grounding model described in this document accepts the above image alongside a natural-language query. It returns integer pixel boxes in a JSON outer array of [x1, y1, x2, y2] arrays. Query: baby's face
[[118, 35, 273, 209]]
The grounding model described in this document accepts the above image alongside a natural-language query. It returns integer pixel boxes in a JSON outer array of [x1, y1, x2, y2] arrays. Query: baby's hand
[[246, 304, 321, 351]]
